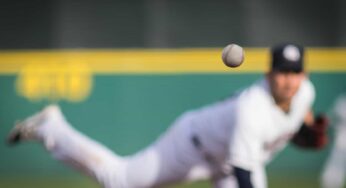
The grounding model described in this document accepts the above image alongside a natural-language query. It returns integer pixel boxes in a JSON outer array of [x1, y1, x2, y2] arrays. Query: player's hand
[[291, 113, 329, 149]]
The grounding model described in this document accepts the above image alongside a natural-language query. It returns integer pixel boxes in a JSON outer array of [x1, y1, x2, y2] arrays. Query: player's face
[[267, 71, 305, 103]]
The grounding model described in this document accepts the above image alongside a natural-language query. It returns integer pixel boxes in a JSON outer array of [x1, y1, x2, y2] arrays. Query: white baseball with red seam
[[221, 44, 244, 68]]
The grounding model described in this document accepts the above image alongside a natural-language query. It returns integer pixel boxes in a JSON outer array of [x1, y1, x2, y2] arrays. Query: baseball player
[[321, 94, 346, 188], [7, 43, 328, 188]]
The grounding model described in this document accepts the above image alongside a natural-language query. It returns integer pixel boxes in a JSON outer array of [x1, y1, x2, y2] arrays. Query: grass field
[[0, 176, 335, 188]]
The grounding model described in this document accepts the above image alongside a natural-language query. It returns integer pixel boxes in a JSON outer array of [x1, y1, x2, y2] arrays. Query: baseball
[[221, 44, 244, 68]]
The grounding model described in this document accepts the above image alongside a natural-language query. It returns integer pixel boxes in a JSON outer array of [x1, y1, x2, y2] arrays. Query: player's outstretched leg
[[6, 105, 217, 188], [7, 105, 127, 188]]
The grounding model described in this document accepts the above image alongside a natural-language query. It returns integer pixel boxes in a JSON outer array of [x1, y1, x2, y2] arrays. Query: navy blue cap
[[271, 43, 304, 73]]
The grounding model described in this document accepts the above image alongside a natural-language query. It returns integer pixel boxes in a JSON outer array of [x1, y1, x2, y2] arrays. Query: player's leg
[[7, 105, 214, 187], [212, 174, 238, 188], [321, 148, 345, 188], [7, 105, 126, 188], [122, 112, 214, 187], [320, 128, 346, 188], [212, 165, 266, 188], [251, 165, 267, 188]]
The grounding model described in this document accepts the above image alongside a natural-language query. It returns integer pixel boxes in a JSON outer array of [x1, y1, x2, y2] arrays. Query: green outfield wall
[[0, 49, 345, 187]]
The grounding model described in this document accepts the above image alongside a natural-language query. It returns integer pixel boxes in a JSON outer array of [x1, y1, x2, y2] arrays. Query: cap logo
[[283, 45, 300, 62]]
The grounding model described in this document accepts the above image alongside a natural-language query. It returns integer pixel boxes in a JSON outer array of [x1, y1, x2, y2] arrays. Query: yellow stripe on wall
[[0, 48, 345, 74]]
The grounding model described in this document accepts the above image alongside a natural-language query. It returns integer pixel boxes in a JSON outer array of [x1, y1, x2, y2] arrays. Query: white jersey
[[186, 77, 315, 171]]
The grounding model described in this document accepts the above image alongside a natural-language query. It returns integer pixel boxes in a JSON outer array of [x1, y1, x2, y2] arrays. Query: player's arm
[[291, 110, 329, 149], [233, 166, 253, 188]]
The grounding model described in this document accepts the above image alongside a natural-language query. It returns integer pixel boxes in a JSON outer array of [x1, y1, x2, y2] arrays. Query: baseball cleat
[[6, 105, 57, 146], [7, 123, 23, 145]]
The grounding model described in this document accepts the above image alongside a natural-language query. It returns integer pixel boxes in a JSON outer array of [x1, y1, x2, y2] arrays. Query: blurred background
[[0, 0, 345, 188]]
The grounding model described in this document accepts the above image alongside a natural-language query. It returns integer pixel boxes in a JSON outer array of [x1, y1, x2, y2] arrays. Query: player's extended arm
[[233, 166, 253, 188], [291, 111, 329, 149]]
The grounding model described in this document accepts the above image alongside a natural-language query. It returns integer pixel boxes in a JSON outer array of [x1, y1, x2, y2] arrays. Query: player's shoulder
[[233, 79, 271, 130], [238, 78, 270, 101], [236, 78, 272, 110], [298, 77, 316, 100], [302, 77, 315, 91]]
